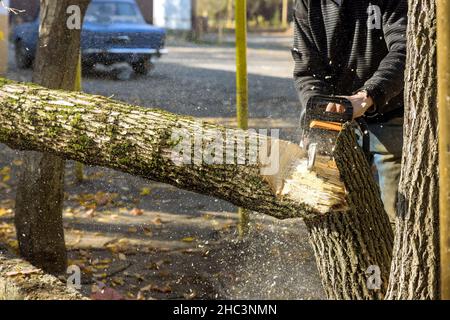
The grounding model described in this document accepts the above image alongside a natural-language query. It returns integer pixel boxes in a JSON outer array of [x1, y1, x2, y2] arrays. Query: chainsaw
[[300, 95, 371, 171]]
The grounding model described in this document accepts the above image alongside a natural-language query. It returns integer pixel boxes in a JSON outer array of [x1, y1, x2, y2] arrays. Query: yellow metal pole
[[0, 0, 8, 77], [235, 0, 249, 237], [235, 0, 248, 130], [74, 52, 82, 91], [437, 0, 450, 300], [281, 0, 289, 29], [74, 52, 84, 183]]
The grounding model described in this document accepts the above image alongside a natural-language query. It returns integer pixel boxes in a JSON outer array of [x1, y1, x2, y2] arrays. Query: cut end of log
[[280, 158, 347, 214], [262, 141, 348, 214]]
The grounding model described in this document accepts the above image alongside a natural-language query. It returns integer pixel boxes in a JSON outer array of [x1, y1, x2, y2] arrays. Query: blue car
[[12, 0, 167, 75]]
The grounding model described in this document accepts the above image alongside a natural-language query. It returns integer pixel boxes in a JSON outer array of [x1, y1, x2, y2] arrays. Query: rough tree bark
[[14, 0, 90, 274], [305, 131, 394, 299], [385, 0, 440, 299], [0, 78, 393, 299]]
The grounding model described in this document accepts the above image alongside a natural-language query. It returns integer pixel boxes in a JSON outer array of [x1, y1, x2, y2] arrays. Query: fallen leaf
[[134, 273, 145, 281], [91, 282, 104, 293], [8, 240, 18, 250], [119, 207, 128, 213], [0, 166, 10, 176], [182, 248, 197, 254], [136, 291, 146, 300], [85, 208, 96, 218], [146, 262, 159, 270], [127, 227, 138, 233], [118, 253, 127, 261], [130, 208, 144, 216], [140, 283, 172, 294], [95, 192, 114, 207], [184, 291, 197, 299], [98, 258, 112, 264], [181, 236, 196, 243], [6, 268, 40, 277], [144, 233, 153, 238], [83, 266, 95, 274], [68, 259, 86, 266], [158, 271, 171, 278], [152, 218, 163, 225], [91, 287, 125, 300], [94, 264, 109, 270], [111, 277, 125, 286], [12, 159, 23, 166], [140, 187, 152, 196], [0, 208, 11, 217]]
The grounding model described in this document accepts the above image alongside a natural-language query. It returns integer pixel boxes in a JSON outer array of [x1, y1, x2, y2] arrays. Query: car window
[[85, 2, 145, 24]]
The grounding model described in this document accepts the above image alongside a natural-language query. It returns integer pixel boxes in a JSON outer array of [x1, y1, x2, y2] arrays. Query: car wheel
[[15, 40, 33, 69], [132, 58, 154, 75]]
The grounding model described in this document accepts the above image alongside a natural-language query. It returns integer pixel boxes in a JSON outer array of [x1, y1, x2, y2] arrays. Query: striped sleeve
[[359, 0, 407, 115], [291, 0, 331, 111]]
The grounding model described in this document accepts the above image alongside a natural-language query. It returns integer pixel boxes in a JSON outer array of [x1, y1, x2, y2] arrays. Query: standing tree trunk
[[14, 0, 90, 274], [190, 0, 200, 41], [305, 130, 394, 299], [386, 0, 440, 299], [226, 0, 233, 28]]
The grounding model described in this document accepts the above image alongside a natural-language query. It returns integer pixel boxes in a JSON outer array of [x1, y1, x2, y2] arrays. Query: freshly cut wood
[[280, 157, 347, 214], [0, 78, 393, 299]]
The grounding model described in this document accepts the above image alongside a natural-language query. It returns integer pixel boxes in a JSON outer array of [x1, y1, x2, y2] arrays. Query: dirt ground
[[0, 33, 325, 300]]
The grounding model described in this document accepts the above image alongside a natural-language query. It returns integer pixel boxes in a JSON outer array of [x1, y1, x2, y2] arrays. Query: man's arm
[[292, 0, 332, 110], [359, 0, 408, 116]]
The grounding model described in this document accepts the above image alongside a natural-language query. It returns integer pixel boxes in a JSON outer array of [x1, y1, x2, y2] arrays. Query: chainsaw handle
[[300, 95, 353, 147], [307, 95, 353, 122]]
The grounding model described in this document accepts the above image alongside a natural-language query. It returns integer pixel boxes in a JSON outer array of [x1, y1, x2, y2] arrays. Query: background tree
[[14, 0, 90, 274], [196, 0, 291, 29], [386, 0, 440, 299]]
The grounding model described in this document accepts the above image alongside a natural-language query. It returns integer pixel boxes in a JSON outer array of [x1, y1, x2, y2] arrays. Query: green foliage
[[197, 0, 229, 18], [197, 0, 288, 27]]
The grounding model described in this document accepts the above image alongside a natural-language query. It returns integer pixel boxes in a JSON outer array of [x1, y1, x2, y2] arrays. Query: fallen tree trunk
[[0, 78, 393, 299]]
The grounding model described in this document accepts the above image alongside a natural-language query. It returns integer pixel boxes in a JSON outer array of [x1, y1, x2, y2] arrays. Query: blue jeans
[[356, 117, 404, 223]]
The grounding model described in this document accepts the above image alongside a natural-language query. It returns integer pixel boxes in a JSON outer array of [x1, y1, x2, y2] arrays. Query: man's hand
[[345, 91, 374, 119], [325, 103, 346, 113], [325, 92, 374, 119]]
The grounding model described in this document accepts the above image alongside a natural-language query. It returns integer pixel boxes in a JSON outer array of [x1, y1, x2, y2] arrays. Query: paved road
[[8, 34, 300, 133], [2, 34, 325, 299]]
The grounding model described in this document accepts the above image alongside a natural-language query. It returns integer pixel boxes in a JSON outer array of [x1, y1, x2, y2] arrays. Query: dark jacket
[[292, 0, 407, 122]]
